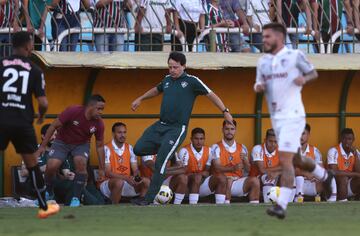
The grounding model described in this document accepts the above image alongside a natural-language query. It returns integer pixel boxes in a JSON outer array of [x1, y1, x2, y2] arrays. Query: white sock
[[295, 176, 305, 195], [331, 178, 337, 196], [262, 185, 272, 203], [311, 164, 328, 181], [289, 188, 296, 203], [224, 200, 230, 204], [250, 200, 259, 204], [277, 187, 293, 210], [173, 193, 185, 205], [215, 194, 226, 204], [189, 193, 199, 205], [339, 199, 348, 202]]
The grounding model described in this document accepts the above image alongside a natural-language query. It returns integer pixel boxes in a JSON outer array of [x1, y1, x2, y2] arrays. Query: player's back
[[0, 55, 45, 126]]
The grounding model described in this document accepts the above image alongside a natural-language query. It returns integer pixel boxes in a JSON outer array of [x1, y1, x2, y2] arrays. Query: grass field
[[1, 202, 360, 236]]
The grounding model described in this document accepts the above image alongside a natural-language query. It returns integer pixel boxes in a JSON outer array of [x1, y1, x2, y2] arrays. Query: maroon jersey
[[56, 105, 104, 145]]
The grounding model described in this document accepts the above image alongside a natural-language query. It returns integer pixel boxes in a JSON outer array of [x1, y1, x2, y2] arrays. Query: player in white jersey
[[254, 23, 334, 219]]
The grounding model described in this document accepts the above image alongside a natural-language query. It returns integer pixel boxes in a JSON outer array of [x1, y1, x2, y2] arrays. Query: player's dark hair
[[12, 31, 32, 49], [265, 128, 275, 138], [41, 124, 51, 136], [263, 23, 287, 38], [341, 128, 354, 138], [305, 123, 311, 133], [223, 120, 237, 127], [86, 94, 105, 106], [168, 51, 186, 65], [112, 122, 126, 132], [191, 127, 205, 137]]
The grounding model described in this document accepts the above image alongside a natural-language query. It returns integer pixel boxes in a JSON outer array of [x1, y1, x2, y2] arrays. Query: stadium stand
[[0, 0, 359, 54]]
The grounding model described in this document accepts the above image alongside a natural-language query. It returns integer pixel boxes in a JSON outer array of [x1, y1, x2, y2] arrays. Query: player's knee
[[249, 177, 260, 190], [216, 175, 227, 186], [193, 174, 202, 184], [142, 177, 150, 188], [178, 174, 188, 186], [112, 179, 125, 190]]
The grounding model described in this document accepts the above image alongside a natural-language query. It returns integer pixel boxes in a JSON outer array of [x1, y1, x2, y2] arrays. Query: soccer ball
[[267, 186, 280, 203], [154, 185, 173, 205]]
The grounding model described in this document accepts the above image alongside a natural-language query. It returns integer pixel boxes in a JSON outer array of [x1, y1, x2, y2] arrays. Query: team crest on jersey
[[73, 121, 79, 126], [169, 140, 174, 145], [90, 126, 96, 133], [267, 159, 272, 167], [118, 156, 124, 164], [228, 156, 233, 161], [164, 82, 170, 89], [281, 58, 288, 67], [344, 159, 351, 168], [181, 81, 188, 88]]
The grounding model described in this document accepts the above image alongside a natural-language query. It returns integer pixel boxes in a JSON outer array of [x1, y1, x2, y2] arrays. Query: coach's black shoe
[[267, 204, 286, 220], [131, 197, 151, 206], [323, 170, 335, 200]]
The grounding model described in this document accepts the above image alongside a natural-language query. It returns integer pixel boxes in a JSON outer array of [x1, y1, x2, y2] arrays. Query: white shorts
[[271, 117, 305, 153], [199, 176, 215, 197], [303, 180, 317, 196], [162, 176, 173, 186], [231, 177, 248, 197], [100, 179, 138, 198]]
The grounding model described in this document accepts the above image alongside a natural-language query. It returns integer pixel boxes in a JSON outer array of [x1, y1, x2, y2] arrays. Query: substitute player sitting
[[211, 120, 260, 204], [295, 124, 337, 202], [139, 154, 188, 204], [250, 129, 283, 203], [99, 122, 150, 204], [327, 128, 360, 201], [178, 127, 226, 204]]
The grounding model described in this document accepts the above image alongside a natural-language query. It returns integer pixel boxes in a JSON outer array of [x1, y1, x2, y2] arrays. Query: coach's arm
[[206, 92, 233, 125], [131, 87, 160, 111]]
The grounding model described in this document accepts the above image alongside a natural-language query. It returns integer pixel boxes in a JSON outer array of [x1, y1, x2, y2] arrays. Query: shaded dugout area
[[0, 53, 359, 196]]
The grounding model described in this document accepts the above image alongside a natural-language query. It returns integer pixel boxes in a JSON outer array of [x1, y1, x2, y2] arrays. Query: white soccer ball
[[154, 185, 173, 205], [267, 186, 280, 203]]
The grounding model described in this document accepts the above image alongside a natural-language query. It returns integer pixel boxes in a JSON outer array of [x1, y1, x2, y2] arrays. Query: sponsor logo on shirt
[[73, 121, 79, 126], [181, 81, 188, 88], [169, 140, 174, 145], [90, 126, 96, 133], [262, 72, 288, 81]]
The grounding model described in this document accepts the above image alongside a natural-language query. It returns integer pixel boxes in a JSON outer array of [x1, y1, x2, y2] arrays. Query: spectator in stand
[[93, 0, 131, 52], [343, 0, 360, 38], [219, 0, 251, 52], [248, 0, 275, 51], [317, 0, 352, 53], [23, 0, 52, 51], [0, 0, 19, 56], [171, 0, 206, 52], [274, 0, 315, 49], [134, 0, 172, 51], [51, 0, 91, 51], [205, 0, 233, 52]]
